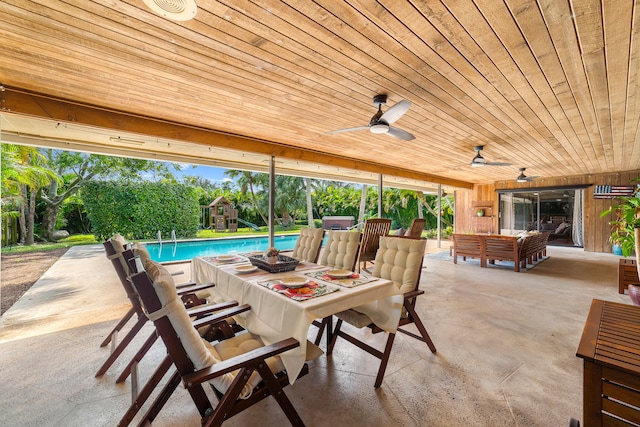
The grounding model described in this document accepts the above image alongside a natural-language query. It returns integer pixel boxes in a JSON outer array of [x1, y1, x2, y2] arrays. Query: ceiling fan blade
[[325, 126, 369, 135], [386, 126, 415, 141], [380, 100, 411, 124], [485, 161, 512, 166]]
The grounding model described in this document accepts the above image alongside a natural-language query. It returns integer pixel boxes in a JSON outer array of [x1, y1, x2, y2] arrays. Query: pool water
[[146, 234, 306, 263]]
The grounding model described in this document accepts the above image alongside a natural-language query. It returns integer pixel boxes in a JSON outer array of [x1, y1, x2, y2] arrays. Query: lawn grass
[[196, 225, 304, 238], [1, 234, 99, 254]]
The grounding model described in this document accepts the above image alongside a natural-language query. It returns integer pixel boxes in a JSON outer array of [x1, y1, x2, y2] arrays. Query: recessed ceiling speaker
[[143, 0, 197, 21]]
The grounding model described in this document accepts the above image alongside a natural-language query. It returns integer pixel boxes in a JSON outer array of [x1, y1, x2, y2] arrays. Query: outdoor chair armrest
[[186, 300, 239, 317], [403, 289, 425, 299], [176, 282, 215, 295], [191, 304, 251, 330], [182, 337, 300, 387], [175, 281, 197, 288]]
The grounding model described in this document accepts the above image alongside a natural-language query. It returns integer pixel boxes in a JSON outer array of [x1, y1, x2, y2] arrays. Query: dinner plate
[[326, 269, 352, 279], [235, 265, 258, 274], [216, 255, 236, 262], [279, 276, 310, 288]]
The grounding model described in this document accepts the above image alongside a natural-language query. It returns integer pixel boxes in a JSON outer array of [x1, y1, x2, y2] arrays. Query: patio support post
[[378, 174, 383, 218], [269, 155, 275, 248], [437, 184, 442, 248]]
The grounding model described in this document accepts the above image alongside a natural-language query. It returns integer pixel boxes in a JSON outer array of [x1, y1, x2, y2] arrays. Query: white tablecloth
[[191, 257, 403, 382]]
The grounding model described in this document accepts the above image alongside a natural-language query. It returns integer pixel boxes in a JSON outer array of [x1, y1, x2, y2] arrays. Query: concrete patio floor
[[0, 243, 632, 426]]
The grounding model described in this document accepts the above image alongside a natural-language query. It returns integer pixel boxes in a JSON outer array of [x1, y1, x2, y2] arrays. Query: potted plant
[[264, 247, 280, 264], [600, 179, 640, 277]]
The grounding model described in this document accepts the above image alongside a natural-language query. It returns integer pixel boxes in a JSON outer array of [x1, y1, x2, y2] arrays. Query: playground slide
[[237, 218, 261, 231]]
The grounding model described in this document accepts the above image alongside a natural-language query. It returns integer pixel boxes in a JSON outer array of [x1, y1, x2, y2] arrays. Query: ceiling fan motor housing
[[373, 94, 387, 106]]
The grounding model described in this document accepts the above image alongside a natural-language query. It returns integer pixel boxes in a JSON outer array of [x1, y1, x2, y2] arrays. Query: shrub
[[82, 181, 199, 241]]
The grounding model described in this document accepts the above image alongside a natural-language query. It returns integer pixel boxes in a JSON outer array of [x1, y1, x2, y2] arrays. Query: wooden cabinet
[[576, 300, 640, 427], [471, 201, 494, 234]]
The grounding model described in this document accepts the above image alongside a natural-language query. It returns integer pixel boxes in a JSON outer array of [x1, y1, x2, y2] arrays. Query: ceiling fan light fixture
[[370, 123, 389, 134], [471, 153, 486, 167], [516, 167, 528, 182]]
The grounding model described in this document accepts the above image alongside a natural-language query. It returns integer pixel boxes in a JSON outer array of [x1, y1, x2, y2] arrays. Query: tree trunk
[[41, 202, 61, 241], [248, 182, 269, 226], [18, 185, 27, 245], [358, 184, 368, 232], [41, 179, 66, 241], [26, 187, 37, 245], [305, 178, 314, 228]]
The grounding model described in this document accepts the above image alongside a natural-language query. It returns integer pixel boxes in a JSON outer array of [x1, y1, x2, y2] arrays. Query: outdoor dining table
[[191, 255, 404, 383]]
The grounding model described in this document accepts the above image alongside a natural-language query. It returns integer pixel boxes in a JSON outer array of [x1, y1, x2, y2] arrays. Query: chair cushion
[[133, 242, 151, 264], [111, 233, 128, 252], [291, 228, 325, 262], [109, 234, 131, 275], [336, 236, 425, 328], [144, 259, 292, 399], [319, 230, 361, 270], [372, 236, 426, 294]]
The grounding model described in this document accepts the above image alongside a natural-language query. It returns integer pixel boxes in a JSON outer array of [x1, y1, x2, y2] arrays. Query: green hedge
[[82, 181, 199, 241]]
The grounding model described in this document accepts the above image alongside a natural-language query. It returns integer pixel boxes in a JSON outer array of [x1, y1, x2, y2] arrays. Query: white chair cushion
[[111, 233, 128, 252], [144, 259, 286, 399], [336, 236, 426, 327], [320, 231, 361, 270], [291, 228, 325, 262], [109, 234, 131, 275], [372, 237, 426, 294], [133, 242, 151, 264]]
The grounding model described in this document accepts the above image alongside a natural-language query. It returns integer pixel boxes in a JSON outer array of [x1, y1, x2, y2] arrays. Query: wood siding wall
[[454, 170, 640, 253]]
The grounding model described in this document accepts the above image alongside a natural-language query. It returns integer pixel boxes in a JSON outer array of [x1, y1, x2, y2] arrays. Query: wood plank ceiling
[[0, 0, 638, 189]]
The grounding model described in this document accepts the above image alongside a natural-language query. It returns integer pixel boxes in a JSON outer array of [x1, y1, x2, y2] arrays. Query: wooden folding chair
[[312, 230, 362, 345], [356, 218, 392, 272], [97, 237, 215, 380], [115, 255, 242, 427], [129, 259, 313, 427], [328, 236, 436, 388]]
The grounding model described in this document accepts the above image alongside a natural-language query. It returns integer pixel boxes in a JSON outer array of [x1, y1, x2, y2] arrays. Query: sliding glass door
[[498, 188, 583, 247]]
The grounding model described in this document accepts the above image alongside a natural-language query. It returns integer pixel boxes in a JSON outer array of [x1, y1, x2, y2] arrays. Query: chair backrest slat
[[405, 218, 426, 238], [104, 240, 144, 313], [358, 218, 392, 262]]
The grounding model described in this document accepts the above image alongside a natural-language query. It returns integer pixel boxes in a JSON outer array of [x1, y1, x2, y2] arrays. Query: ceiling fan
[[516, 167, 538, 182], [325, 94, 415, 141], [470, 145, 511, 167]]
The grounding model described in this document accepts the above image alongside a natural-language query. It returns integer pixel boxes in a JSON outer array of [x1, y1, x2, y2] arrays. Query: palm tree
[[272, 175, 306, 227], [224, 170, 269, 225], [1, 144, 60, 244]]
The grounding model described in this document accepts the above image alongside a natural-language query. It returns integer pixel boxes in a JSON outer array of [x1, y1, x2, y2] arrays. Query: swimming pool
[[146, 234, 304, 263]]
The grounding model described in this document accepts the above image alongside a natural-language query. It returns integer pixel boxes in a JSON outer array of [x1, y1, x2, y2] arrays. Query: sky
[[170, 163, 232, 184]]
